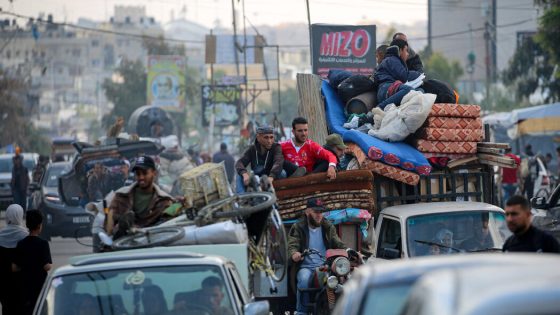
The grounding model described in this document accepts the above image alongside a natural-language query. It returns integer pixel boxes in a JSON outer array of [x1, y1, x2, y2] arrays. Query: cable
[[0, 10, 204, 44]]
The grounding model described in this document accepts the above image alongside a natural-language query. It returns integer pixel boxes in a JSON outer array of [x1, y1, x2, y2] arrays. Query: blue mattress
[[322, 81, 432, 175]]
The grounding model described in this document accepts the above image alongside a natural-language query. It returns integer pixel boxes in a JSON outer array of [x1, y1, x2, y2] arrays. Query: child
[[13, 210, 52, 315]]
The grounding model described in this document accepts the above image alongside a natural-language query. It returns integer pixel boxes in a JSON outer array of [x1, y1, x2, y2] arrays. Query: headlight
[[327, 275, 339, 289], [332, 257, 351, 276], [45, 195, 61, 204]]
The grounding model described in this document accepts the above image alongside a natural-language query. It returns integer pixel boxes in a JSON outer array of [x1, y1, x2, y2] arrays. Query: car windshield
[[45, 165, 71, 187], [0, 157, 35, 173], [360, 283, 412, 315], [406, 211, 511, 257], [39, 265, 235, 315]]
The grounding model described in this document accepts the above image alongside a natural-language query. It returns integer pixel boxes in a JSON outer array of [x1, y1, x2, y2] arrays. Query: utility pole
[[231, 0, 240, 76], [427, 0, 432, 52], [484, 21, 491, 105], [305, 0, 312, 68]]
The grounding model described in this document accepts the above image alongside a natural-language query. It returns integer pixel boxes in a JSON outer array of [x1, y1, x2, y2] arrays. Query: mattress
[[415, 139, 478, 154], [417, 127, 484, 142], [322, 81, 432, 175], [425, 117, 483, 129], [429, 103, 481, 118], [362, 159, 421, 186]]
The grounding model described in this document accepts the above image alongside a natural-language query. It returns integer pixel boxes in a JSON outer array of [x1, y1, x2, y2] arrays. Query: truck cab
[[372, 201, 511, 259]]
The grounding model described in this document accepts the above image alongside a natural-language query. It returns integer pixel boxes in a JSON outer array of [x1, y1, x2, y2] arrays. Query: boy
[[13, 210, 52, 315]]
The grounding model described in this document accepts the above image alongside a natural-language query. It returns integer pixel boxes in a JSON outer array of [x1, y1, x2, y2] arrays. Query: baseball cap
[[132, 156, 156, 171], [256, 125, 274, 134], [325, 134, 347, 150], [307, 198, 326, 212]]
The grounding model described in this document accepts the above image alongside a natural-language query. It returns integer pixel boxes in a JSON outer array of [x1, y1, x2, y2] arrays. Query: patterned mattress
[[429, 103, 481, 118], [414, 139, 478, 154], [425, 117, 483, 129], [416, 127, 484, 142]]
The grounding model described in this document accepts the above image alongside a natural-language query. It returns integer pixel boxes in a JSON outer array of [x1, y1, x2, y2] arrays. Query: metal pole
[[276, 45, 281, 114], [231, 0, 240, 76], [305, 0, 312, 68], [427, 0, 432, 52]]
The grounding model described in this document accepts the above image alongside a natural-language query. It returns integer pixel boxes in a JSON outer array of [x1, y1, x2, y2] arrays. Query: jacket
[[281, 139, 337, 172], [11, 165, 29, 192], [109, 182, 174, 228], [374, 45, 422, 86], [213, 150, 236, 183], [287, 217, 346, 259], [406, 46, 424, 72], [235, 139, 284, 179]]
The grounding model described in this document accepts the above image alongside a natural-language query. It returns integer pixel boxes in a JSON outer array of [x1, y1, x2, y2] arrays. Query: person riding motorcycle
[[288, 198, 346, 315], [105, 156, 174, 240]]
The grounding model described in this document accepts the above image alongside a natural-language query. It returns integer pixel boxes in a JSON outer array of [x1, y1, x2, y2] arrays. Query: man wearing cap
[[315, 134, 348, 172], [234, 125, 286, 193], [105, 156, 174, 239], [288, 198, 346, 314], [280, 117, 338, 180]]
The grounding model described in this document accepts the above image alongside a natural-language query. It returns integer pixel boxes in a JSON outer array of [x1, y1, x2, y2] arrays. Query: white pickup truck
[[371, 201, 511, 259]]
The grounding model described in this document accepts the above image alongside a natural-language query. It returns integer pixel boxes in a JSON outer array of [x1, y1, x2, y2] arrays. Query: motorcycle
[[299, 247, 364, 314]]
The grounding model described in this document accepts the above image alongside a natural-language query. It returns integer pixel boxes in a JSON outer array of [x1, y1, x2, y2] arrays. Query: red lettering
[[337, 31, 352, 57], [320, 32, 335, 56], [351, 29, 370, 58]]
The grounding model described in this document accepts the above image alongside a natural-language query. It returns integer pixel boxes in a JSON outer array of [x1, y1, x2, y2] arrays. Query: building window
[[72, 49, 81, 57], [92, 39, 100, 47]]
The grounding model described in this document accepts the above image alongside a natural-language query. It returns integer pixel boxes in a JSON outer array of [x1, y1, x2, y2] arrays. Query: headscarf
[[0, 204, 29, 248], [435, 229, 454, 254]]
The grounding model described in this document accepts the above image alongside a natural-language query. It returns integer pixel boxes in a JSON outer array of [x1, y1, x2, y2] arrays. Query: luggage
[[422, 79, 456, 104], [327, 69, 353, 89], [179, 163, 232, 208], [346, 91, 377, 115], [337, 75, 376, 103]]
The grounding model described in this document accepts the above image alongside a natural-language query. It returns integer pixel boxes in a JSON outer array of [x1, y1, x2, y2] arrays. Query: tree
[[102, 59, 147, 128], [502, 1, 560, 103], [421, 51, 464, 89]]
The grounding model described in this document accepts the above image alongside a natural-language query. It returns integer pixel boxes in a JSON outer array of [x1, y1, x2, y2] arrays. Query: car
[[30, 161, 92, 239], [33, 246, 269, 315], [532, 155, 552, 198], [332, 253, 560, 315], [530, 183, 560, 242], [400, 255, 560, 315], [0, 153, 38, 209], [371, 202, 511, 259]]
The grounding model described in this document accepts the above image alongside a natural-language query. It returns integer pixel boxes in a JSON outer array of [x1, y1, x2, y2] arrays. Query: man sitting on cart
[[288, 198, 347, 315], [105, 155, 174, 239]]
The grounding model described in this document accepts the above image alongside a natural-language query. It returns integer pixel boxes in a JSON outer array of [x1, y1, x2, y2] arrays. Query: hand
[[327, 166, 337, 180], [291, 251, 302, 262], [242, 173, 250, 186], [268, 177, 274, 184]]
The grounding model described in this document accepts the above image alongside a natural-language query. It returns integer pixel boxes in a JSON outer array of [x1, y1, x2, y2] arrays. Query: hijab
[[0, 204, 29, 248]]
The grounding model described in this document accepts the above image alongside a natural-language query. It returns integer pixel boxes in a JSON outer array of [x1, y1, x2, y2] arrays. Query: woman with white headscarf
[[0, 204, 29, 314]]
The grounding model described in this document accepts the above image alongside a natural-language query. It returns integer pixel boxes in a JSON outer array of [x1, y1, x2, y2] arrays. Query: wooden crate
[[179, 163, 232, 208]]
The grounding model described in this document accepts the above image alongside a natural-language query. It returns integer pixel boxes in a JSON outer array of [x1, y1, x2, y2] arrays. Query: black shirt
[[502, 226, 560, 253], [14, 236, 52, 301]]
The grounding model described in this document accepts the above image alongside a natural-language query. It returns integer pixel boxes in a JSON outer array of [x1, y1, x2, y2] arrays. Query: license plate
[[73, 216, 90, 224]]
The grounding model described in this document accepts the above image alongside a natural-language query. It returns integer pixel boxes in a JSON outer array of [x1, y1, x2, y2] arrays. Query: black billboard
[[311, 24, 377, 78], [201, 85, 242, 127]]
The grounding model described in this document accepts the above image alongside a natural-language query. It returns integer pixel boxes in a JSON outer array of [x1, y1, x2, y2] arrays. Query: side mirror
[[380, 248, 400, 259], [531, 196, 548, 209], [244, 301, 269, 315]]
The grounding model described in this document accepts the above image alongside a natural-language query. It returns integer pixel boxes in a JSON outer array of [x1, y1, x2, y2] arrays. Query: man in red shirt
[[280, 117, 338, 180], [502, 148, 521, 207]]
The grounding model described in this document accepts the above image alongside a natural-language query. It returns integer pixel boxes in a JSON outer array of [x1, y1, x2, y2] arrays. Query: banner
[[311, 24, 376, 78], [147, 55, 186, 109], [201, 85, 241, 127]]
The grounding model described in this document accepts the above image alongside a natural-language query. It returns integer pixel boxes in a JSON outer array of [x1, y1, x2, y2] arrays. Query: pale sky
[[5, 0, 428, 28]]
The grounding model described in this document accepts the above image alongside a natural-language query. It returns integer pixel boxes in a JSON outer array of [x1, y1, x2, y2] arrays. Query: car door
[[376, 217, 402, 259]]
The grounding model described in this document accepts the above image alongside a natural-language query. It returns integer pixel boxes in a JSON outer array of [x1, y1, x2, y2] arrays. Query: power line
[[0, 10, 204, 44]]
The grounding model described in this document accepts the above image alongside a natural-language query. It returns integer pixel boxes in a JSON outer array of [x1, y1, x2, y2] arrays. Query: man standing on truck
[[288, 198, 346, 315], [503, 195, 560, 253], [105, 156, 174, 239], [281, 117, 338, 180]]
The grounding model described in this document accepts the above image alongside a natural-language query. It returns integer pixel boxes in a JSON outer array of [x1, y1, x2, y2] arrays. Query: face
[[293, 123, 308, 144], [256, 133, 275, 150], [376, 51, 384, 64], [333, 146, 345, 158], [203, 286, 224, 309], [305, 208, 323, 227], [399, 45, 409, 62], [135, 168, 156, 189], [121, 164, 130, 176], [505, 204, 531, 234], [94, 164, 103, 175], [441, 234, 452, 247]]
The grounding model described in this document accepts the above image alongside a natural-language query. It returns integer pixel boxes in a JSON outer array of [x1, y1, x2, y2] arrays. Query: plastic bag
[[422, 79, 456, 103], [337, 75, 376, 103]]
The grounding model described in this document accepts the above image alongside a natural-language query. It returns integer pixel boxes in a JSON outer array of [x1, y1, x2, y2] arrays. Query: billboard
[[147, 55, 186, 109], [201, 85, 241, 127], [311, 24, 376, 78]]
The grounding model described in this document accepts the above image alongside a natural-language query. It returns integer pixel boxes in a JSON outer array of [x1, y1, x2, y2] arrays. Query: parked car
[[33, 246, 269, 315], [0, 153, 38, 209], [531, 182, 560, 242], [333, 253, 560, 315], [533, 155, 552, 198], [371, 202, 511, 259], [400, 255, 560, 315], [30, 161, 92, 239]]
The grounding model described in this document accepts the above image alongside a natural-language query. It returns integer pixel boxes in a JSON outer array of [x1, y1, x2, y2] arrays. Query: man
[[502, 195, 560, 253], [106, 156, 174, 239], [288, 198, 346, 315], [87, 162, 110, 201], [462, 213, 494, 251], [13, 210, 52, 315], [213, 142, 236, 184], [10, 154, 29, 210], [318, 134, 347, 172], [199, 276, 233, 315], [281, 117, 338, 180], [502, 148, 521, 207], [375, 44, 388, 65], [392, 32, 424, 72], [235, 126, 286, 193]]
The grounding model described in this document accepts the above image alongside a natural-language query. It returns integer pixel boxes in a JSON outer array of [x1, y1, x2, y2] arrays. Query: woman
[[0, 204, 29, 314]]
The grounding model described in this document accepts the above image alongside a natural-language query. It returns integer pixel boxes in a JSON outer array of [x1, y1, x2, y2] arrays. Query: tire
[[213, 192, 276, 219], [264, 208, 287, 282], [112, 226, 185, 250]]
